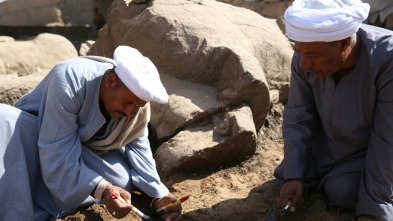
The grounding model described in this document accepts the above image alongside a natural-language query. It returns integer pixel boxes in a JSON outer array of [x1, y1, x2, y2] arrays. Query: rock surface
[[0, 33, 78, 104], [88, 0, 293, 175], [155, 105, 257, 178]]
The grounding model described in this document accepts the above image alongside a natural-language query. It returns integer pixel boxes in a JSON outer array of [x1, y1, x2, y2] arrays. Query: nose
[[124, 104, 136, 117], [299, 56, 311, 70]]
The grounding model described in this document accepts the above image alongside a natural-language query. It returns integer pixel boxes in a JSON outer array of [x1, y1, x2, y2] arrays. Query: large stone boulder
[[0, 33, 78, 105], [88, 0, 293, 177], [0, 33, 78, 75], [0, 0, 103, 26], [155, 105, 257, 178], [363, 0, 393, 29]]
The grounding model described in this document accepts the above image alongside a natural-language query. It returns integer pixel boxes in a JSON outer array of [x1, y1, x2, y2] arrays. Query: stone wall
[[219, 0, 393, 30], [0, 26, 92, 50], [217, 0, 293, 19], [0, 0, 112, 26]]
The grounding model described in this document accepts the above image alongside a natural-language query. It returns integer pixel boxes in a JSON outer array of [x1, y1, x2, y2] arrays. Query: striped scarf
[[85, 103, 150, 155]]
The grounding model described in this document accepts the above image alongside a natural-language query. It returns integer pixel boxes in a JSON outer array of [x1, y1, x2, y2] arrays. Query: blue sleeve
[[282, 53, 320, 180], [356, 63, 393, 219], [124, 128, 169, 198], [37, 64, 102, 209]]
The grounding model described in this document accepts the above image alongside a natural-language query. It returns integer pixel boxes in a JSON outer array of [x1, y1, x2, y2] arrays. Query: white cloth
[[114, 46, 168, 103], [285, 0, 370, 42]]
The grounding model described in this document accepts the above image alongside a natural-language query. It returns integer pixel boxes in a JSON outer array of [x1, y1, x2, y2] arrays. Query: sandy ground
[[57, 102, 357, 221]]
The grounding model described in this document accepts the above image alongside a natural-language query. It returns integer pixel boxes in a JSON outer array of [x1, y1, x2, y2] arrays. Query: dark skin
[[97, 70, 182, 220], [279, 36, 376, 221]]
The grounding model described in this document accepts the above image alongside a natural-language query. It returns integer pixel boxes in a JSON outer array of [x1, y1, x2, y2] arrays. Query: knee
[[323, 172, 360, 209]]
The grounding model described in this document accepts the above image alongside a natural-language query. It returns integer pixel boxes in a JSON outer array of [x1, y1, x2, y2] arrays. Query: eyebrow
[[124, 98, 146, 107]]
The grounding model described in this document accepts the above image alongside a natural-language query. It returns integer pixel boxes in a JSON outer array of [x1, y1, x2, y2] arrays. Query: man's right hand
[[103, 184, 132, 219], [278, 179, 304, 212]]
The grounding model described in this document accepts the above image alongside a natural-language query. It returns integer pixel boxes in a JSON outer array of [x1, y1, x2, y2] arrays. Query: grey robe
[[274, 24, 393, 219], [0, 57, 169, 220]]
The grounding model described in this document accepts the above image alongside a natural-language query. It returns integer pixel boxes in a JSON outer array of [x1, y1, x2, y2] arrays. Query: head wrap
[[284, 0, 370, 42], [113, 45, 168, 103]]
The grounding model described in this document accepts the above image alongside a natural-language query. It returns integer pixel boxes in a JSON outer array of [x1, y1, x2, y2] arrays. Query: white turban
[[113, 45, 168, 104], [285, 0, 370, 42]]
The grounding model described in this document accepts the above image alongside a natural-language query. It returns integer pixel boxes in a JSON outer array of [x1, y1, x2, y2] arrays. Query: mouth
[[114, 111, 127, 118], [306, 69, 324, 77]]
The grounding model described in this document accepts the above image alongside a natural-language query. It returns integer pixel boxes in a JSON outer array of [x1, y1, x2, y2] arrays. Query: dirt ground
[[57, 102, 357, 221]]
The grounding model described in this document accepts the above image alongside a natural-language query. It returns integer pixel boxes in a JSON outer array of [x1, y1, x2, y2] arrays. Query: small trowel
[[267, 204, 289, 221]]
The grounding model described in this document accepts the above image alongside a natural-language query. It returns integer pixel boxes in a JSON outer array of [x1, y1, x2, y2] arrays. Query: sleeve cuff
[[94, 178, 111, 201]]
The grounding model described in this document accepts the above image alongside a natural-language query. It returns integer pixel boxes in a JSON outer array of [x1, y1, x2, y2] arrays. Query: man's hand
[[154, 196, 182, 221], [103, 184, 132, 219], [278, 179, 303, 212]]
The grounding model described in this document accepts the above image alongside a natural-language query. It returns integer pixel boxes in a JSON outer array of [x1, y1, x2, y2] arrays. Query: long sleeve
[[123, 128, 169, 198], [282, 53, 320, 180], [36, 63, 103, 210], [356, 62, 393, 219]]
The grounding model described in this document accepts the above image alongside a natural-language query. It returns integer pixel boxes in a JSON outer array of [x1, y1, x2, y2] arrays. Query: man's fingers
[[290, 186, 303, 208], [163, 211, 182, 221], [278, 197, 290, 208], [164, 205, 182, 213], [119, 191, 132, 204]]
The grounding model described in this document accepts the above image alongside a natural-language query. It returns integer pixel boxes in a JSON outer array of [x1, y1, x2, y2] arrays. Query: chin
[[311, 73, 325, 78]]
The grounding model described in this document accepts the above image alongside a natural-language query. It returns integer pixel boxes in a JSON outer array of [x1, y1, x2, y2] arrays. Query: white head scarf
[[114, 45, 168, 104], [285, 0, 370, 42]]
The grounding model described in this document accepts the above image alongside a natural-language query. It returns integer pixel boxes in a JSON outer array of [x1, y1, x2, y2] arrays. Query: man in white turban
[[0, 45, 182, 221], [274, 0, 393, 220]]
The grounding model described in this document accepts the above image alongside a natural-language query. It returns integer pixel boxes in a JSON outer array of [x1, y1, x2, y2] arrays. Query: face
[[100, 73, 147, 119], [294, 41, 346, 78]]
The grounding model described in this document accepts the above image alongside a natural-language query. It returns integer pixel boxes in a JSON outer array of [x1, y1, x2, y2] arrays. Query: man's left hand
[[154, 196, 182, 221]]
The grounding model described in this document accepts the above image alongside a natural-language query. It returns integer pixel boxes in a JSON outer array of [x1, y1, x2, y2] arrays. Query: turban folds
[[285, 0, 370, 42], [114, 46, 168, 104]]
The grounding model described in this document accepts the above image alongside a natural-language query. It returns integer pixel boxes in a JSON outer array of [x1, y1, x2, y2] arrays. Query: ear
[[339, 37, 351, 51], [105, 73, 118, 89]]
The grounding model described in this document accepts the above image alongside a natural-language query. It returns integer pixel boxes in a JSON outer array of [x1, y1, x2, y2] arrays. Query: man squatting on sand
[[274, 0, 393, 220], [0, 46, 182, 221]]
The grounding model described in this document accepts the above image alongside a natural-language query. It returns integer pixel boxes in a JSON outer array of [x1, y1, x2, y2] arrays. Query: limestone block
[[89, 0, 293, 132], [79, 40, 96, 56], [155, 105, 257, 178], [269, 80, 290, 102], [0, 73, 47, 105], [0, 33, 78, 75], [150, 73, 223, 141], [0, 36, 14, 42], [0, 33, 77, 104], [270, 89, 279, 104], [261, 1, 289, 18]]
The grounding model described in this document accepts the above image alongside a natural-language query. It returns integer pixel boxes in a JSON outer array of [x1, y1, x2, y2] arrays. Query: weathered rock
[[0, 0, 111, 26], [150, 73, 223, 141], [0, 33, 78, 75], [269, 80, 290, 102], [270, 89, 279, 104], [0, 36, 14, 42], [261, 1, 290, 18], [363, 0, 393, 25], [89, 0, 293, 132], [0, 72, 47, 105], [88, 0, 293, 174], [79, 40, 96, 56], [0, 33, 78, 104], [155, 105, 257, 178]]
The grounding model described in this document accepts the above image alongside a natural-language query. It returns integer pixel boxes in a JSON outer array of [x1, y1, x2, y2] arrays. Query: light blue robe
[[274, 24, 393, 219], [0, 57, 169, 220]]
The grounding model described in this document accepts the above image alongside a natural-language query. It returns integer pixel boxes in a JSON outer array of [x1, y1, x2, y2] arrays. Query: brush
[[156, 196, 189, 215], [111, 191, 152, 221]]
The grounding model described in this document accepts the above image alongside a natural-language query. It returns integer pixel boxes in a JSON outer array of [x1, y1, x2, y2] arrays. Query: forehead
[[294, 41, 333, 54], [119, 85, 147, 106]]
